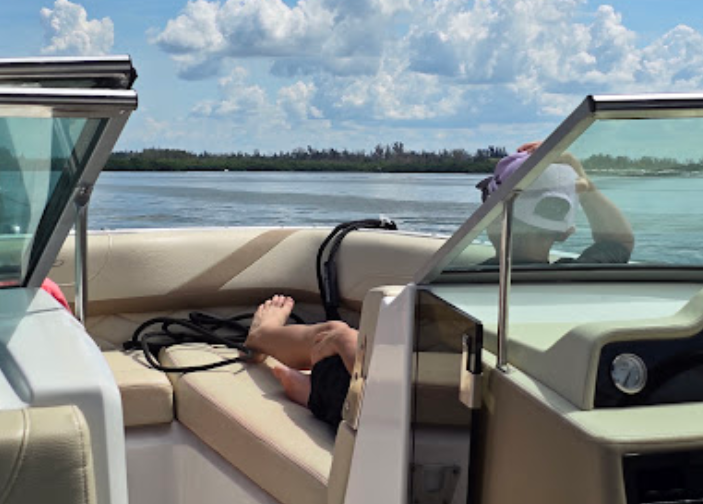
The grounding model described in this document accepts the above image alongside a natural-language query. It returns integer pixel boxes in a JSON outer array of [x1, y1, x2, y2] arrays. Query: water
[[91, 171, 703, 264], [91, 171, 487, 237]]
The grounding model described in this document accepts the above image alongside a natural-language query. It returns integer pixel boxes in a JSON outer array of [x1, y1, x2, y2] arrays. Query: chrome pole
[[497, 192, 519, 372], [74, 184, 93, 325]]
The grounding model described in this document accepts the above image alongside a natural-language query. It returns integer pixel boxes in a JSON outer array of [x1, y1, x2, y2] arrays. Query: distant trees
[[105, 143, 509, 173], [582, 154, 703, 174], [105, 146, 703, 174]]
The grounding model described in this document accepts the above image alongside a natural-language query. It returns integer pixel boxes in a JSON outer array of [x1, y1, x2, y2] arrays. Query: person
[[477, 141, 634, 264], [245, 294, 358, 428]]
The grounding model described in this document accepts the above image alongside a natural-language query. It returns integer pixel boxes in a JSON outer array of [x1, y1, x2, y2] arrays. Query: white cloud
[[277, 82, 323, 122], [187, 67, 339, 147], [343, 70, 464, 121], [216, 0, 323, 56], [152, 0, 416, 78], [405, 0, 640, 90], [639, 25, 703, 89], [192, 67, 276, 119], [40, 0, 114, 56], [150, 0, 224, 55], [150, 0, 703, 152]]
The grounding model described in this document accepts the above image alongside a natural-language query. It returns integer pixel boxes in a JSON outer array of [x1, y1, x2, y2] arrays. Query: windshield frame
[[0, 85, 137, 288], [414, 93, 703, 285], [0, 55, 137, 90]]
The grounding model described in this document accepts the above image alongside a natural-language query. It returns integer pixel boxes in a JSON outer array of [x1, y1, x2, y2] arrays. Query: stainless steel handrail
[[497, 193, 518, 372], [74, 184, 92, 325]]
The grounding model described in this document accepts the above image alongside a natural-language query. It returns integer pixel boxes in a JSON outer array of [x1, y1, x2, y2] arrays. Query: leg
[[272, 365, 311, 407], [245, 295, 350, 369], [310, 324, 359, 374]]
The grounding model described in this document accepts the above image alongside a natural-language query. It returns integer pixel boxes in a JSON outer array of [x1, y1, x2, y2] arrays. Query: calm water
[[90, 171, 703, 264], [90, 171, 486, 236]]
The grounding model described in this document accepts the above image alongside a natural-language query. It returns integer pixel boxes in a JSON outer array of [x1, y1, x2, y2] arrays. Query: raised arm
[[558, 152, 634, 254], [517, 141, 635, 255]]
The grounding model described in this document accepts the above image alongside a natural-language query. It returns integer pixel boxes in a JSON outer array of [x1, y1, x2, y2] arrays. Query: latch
[[459, 331, 483, 409]]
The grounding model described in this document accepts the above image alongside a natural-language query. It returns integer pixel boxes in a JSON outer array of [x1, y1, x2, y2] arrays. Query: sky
[[3, 0, 703, 155]]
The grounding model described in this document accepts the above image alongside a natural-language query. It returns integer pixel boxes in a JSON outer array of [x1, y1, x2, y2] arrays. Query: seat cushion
[[102, 350, 174, 427], [0, 406, 96, 504], [161, 344, 334, 504]]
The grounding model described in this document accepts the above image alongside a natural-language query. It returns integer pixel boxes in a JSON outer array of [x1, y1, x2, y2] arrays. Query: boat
[[2, 56, 703, 504]]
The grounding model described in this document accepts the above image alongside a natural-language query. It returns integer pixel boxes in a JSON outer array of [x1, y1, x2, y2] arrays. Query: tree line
[[105, 143, 509, 173], [581, 154, 703, 174]]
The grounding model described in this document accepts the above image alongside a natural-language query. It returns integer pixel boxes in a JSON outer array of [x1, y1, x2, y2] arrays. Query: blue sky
[[3, 0, 703, 154]]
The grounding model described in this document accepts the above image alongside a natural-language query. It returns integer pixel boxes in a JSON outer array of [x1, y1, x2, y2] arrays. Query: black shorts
[[307, 355, 351, 428]]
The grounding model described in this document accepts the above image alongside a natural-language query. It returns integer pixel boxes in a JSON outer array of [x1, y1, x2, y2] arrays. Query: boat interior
[[2, 57, 703, 504]]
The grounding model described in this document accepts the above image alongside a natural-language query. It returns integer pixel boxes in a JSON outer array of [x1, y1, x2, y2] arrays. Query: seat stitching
[[0, 409, 30, 504], [70, 407, 90, 504]]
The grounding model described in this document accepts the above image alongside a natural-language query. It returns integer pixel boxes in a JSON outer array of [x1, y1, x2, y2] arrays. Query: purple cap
[[488, 151, 529, 193]]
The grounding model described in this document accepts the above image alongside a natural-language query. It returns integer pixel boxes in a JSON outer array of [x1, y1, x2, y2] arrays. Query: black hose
[[316, 219, 397, 320], [124, 311, 305, 373]]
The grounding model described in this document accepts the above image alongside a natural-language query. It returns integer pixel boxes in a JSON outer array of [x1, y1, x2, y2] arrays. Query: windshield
[[564, 119, 702, 265], [0, 115, 105, 287], [416, 95, 703, 282]]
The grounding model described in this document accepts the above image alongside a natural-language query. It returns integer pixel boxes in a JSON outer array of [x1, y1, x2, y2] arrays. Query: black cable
[[124, 311, 306, 373], [138, 332, 251, 373], [316, 219, 397, 320]]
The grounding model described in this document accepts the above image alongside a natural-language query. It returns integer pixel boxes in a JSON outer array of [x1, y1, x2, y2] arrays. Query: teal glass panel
[[440, 116, 703, 276], [0, 115, 105, 287]]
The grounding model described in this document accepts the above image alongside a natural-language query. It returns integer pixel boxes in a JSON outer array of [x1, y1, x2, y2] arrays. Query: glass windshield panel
[[442, 116, 703, 274], [0, 114, 104, 287]]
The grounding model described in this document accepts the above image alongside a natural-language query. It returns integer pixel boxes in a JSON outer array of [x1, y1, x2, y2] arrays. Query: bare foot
[[250, 295, 294, 331], [272, 364, 311, 407], [244, 295, 295, 363]]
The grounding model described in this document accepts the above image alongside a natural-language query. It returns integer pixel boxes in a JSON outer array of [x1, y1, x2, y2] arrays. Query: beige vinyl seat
[[0, 406, 96, 504], [102, 350, 174, 427], [161, 344, 335, 504]]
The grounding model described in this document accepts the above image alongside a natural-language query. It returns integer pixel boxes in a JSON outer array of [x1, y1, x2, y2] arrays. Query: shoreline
[[103, 168, 495, 174]]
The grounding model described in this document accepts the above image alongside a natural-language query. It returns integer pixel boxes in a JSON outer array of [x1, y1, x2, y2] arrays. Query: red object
[[41, 278, 72, 313]]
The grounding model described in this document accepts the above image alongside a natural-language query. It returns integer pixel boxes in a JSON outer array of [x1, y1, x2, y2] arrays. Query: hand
[[517, 141, 542, 154], [556, 152, 593, 193], [519, 140, 594, 193]]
